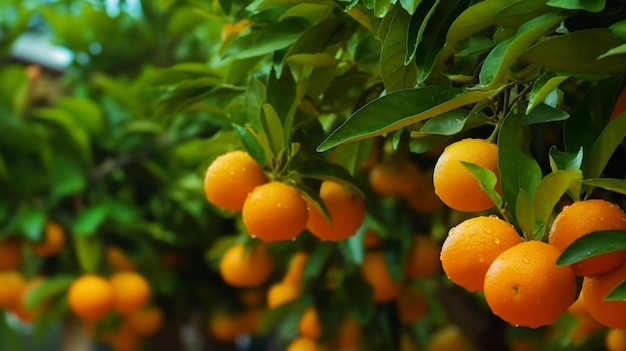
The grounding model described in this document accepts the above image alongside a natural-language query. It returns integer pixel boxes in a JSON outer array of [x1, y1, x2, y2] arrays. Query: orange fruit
[[266, 282, 300, 308], [283, 251, 309, 286], [363, 229, 382, 248], [433, 138, 499, 212], [68, 274, 115, 322], [548, 199, 626, 276], [405, 235, 441, 279], [0, 238, 22, 270], [405, 168, 446, 214], [126, 305, 163, 336], [239, 307, 265, 335], [238, 288, 265, 307], [108, 323, 141, 351], [568, 290, 592, 318], [483, 241, 577, 328], [0, 270, 25, 309], [298, 307, 321, 339], [396, 286, 428, 324], [32, 221, 65, 257], [306, 180, 365, 241], [610, 85, 626, 121], [208, 311, 243, 342], [335, 316, 362, 350], [440, 216, 522, 292], [219, 243, 273, 287], [287, 337, 319, 351], [426, 325, 475, 351], [242, 181, 309, 242], [582, 260, 626, 328], [204, 150, 267, 212], [369, 159, 422, 197], [606, 328, 626, 351], [106, 246, 135, 272], [109, 271, 151, 315], [360, 251, 403, 303]]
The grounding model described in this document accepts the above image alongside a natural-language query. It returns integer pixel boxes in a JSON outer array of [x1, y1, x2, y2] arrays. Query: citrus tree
[[2, 0, 626, 351]]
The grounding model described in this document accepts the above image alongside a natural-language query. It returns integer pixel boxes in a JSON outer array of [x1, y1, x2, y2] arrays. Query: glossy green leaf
[[226, 17, 310, 59], [232, 124, 269, 166], [598, 43, 626, 60], [479, 13, 565, 88], [24, 275, 74, 310], [493, 0, 553, 29], [549, 146, 583, 172], [462, 162, 503, 208], [583, 178, 626, 196], [409, 111, 491, 152], [497, 107, 543, 223], [332, 138, 375, 175], [296, 160, 363, 197], [379, 5, 418, 92], [533, 170, 583, 239], [404, 0, 436, 64], [522, 103, 569, 125], [584, 110, 626, 179], [546, 0, 605, 13], [515, 189, 535, 239], [527, 71, 569, 114], [519, 29, 626, 74], [606, 281, 626, 302], [16, 209, 46, 242], [610, 20, 626, 41], [317, 87, 495, 151], [416, 109, 475, 135], [261, 104, 286, 157], [556, 230, 626, 266], [400, 0, 422, 14], [72, 204, 109, 237]]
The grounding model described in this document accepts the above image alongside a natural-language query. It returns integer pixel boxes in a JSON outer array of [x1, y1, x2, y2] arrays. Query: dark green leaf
[[610, 20, 626, 41], [479, 13, 565, 88], [232, 124, 270, 166], [72, 204, 109, 237], [226, 17, 310, 59], [493, 0, 553, 29], [461, 162, 503, 208], [519, 29, 626, 75], [527, 71, 569, 114], [218, 0, 232, 14], [549, 146, 583, 172], [339, 228, 366, 265], [417, 109, 481, 135], [556, 230, 626, 266], [317, 87, 495, 151], [523, 103, 569, 125], [584, 106, 626, 180], [606, 281, 626, 302], [73, 235, 102, 274], [0, 311, 23, 351], [497, 107, 543, 224], [546, 0, 605, 13], [583, 178, 626, 196], [17, 210, 47, 242], [379, 5, 418, 92], [297, 160, 363, 197]]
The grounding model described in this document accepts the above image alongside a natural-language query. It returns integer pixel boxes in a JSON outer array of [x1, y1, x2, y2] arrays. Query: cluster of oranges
[[203, 150, 366, 242], [434, 138, 626, 331]]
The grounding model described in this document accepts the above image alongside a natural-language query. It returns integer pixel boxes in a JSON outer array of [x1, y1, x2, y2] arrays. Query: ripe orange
[[219, 243, 273, 287], [109, 271, 151, 315], [405, 173, 446, 214], [606, 328, 626, 351], [426, 326, 474, 351], [32, 221, 65, 257], [483, 241, 577, 328], [238, 288, 265, 307], [306, 180, 365, 241], [208, 311, 243, 342], [68, 274, 115, 322], [369, 159, 422, 198], [239, 307, 265, 335], [107, 323, 140, 351], [283, 251, 309, 286], [363, 229, 382, 248], [287, 336, 319, 351], [581, 260, 626, 328], [298, 307, 321, 339], [396, 286, 428, 324], [0, 238, 22, 270], [266, 281, 300, 308], [360, 251, 403, 303], [405, 235, 441, 279], [440, 216, 522, 292], [433, 138, 499, 212], [335, 316, 362, 350], [548, 199, 626, 276], [568, 290, 592, 318], [204, 150, 267, 212], [242, 181, 309, 242], [106, 246, 135, 272], [126, 305, 163, 336], [0, 270, 25, 309]]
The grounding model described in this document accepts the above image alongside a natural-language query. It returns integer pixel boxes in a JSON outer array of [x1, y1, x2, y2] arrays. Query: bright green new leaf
[[24, 275, 74, 310], [72, 203, 109, 237], [527, 71, 569, 114], [606, 281, 626, 302], [479, 12, 565, 88], [16, 209, 46, 241], [515, 189, 535, 239], [610, 20, 626, 40], [74, 235, 102, 274], [379, 4, 418, 92], [584, 110, 626, 180], [549, 146, 583, 172], [533, 170, 583, 239], [556, 230, 626, 266], [462, 162, 503, 209], [546, 0, 605, 13], [400, 0, 422, 14], [583, 178, 626, 196], [339, 228, 366, 264], [598, 43, 626, 60], [261, 104, 286, 157], [317, 87, 495, 151]]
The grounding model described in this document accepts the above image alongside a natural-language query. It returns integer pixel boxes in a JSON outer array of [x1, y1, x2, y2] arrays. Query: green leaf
[[479, 12, 565, 88], [522, 103, 569, 125], [317, 87, 496, 151], [218, 0, 232, 14], [497, 107, 543, 224], [297, 160, 363, 197], [527, 71, 569, 114], [519, 29, 626, 75], [583, 178, 626, 196], [261, 104, 286, 157], [226, 17, 310, 59], [416, 109, 484, 135], [72, 204, 109, 237], [303, 241, 334, 281], [556, 230, 626, 266], [0, 311, 23, 351], [73, 235, 102, 274], [533, 170, 583, 239], [339, 228, 366, 265], [546, 0, 605, 13], [379, 5, 418, 92], [409, 110, 491, 152], [49, 153, 87, 200], [598, 44, 626, 60], [610, 20, 626, 41], [549, 146, 583, 172], [515, 189, 535, 239], [461, 162, 503, 208], [584, 109, 626, 180], [24, 275, 74, 310], [332, 138, 376, 175], [32, 108, 92, 166], [493, 0, 553, 29], [400, 0, 422, 14], [605, 281, 626, 302], [232, 124, 270, 166], [245, 78, 266, 132], [16, 209, 47, 242]]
